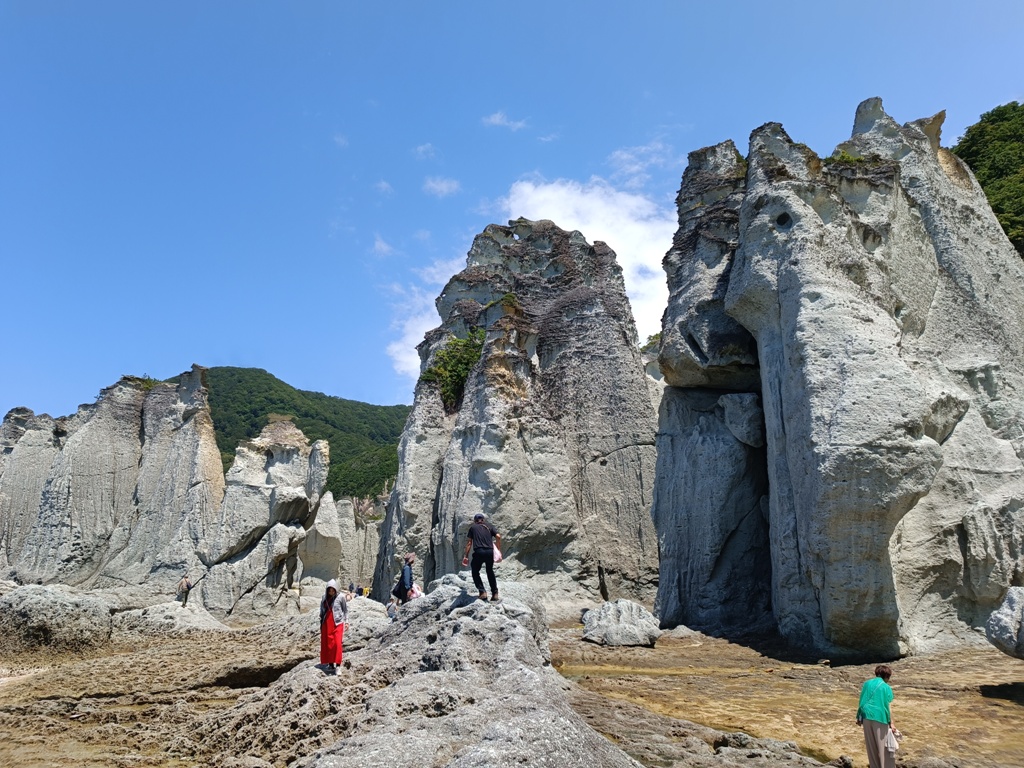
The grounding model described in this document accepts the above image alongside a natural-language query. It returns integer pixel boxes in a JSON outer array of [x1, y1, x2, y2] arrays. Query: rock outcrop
[[582, 598, 662, 647], [986, 587, 1024, 660], [0, 366, 373, 620], [374, 219, 659, 616], [655, 98, 1024, 656], [183, 576, 642, 768], [0, 584, 113, 652]]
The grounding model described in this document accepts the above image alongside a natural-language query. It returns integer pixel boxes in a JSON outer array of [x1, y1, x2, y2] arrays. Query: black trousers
[[471, 549, 497, 595]]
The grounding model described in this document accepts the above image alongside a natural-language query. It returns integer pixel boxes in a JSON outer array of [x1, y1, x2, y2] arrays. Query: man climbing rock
[[462, 513, 501, 601]]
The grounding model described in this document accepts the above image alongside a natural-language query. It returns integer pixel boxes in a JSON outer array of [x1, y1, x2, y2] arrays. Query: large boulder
[[374, 218, 659, 618], [655, 99, 1024, 656], [179, 575, 645, 768], [0, 584, 112, 652], [986, 587, 1024, 660], [582, 599, 662, 647]]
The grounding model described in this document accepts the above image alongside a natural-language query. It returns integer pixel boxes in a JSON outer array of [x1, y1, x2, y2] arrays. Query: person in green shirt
[[857, 664, 896, 768]]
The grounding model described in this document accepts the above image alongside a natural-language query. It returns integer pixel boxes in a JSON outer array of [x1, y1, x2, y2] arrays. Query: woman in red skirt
[[319, 579, 348, 672]]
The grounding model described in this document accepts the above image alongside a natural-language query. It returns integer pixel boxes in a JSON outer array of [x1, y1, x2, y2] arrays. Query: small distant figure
[[857, 664, 898, 768], [319, 579, 348, 673], [386, 598, 398, 622], [399, 557, 415, 606], [348, 581, 355, 594], [176, 574, 193, 607], [462, 513, 501, 601]]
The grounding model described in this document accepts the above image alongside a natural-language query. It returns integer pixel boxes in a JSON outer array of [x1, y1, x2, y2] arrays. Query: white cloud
[[413, 229, 432, 242], [414, 143, 436, 160], [373, 234, 394, 257], [482, 111, 527, 131], [375, 180, 394, 195], [385, 285, 437, 380], [538, 133, 560, 143], [502, 177, 674, 344], [607, 139, 678, 189], [423, 177, 461, 197], [333, 133, 349, 148], [385, 176, 676, 385], [415, 256, 465, 286]]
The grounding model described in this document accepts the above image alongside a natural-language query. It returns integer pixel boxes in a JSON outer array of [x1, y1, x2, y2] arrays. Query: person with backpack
[[462, 513, 501, 601], [176, 574, 193, 607], [395, 552, 416, 604], [319, 579, 348, 673]]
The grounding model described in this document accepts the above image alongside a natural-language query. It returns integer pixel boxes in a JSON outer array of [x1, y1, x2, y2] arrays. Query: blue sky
[[2, 0, 1022, 418]]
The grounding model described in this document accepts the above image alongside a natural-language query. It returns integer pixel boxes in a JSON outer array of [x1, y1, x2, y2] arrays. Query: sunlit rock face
[[655, 99, 1024, 657], [374, 219, 659, 617], [0, 366, 365, 620]]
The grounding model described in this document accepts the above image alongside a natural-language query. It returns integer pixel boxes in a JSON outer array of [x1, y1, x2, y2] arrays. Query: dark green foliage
[[827, 149, 866, 165], [641, 332, 661, 353], [952, 102, 1024, 256], [420, 328, 485, 412], [198, 367, 410, 500]]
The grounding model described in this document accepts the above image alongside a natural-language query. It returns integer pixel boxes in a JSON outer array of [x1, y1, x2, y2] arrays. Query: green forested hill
[[952, 102, 1024, 256], [198, 367, 410, 500]]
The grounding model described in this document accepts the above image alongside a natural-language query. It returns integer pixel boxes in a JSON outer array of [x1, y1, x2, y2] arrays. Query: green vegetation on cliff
[[200, 367, 410, 500], [420, 329, 485, 412], [952, 102, 1024, 256]]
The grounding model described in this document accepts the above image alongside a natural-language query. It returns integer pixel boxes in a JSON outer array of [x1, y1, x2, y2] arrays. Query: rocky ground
[[1, 594, 1022, 768], [552, 627, 1024, 768]]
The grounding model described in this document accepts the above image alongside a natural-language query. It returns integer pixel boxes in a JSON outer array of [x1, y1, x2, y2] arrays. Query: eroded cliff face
[[0, 366, 372, 620], [655, 98, 1024, 656], [374, 219, 659, 614]]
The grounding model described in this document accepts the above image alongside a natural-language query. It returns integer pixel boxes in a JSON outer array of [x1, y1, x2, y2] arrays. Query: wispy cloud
[[414, 143, 436, 160], [385, 284, 437, 380], [373, 234, 394, 257], [482, 111, 527, 131], [423, 177, 461, 197], [607, 139, 678, 189], [415, 256, 464, 285], [538, 133, 560, 143], [375, 180, 394, 195], [333, 133, 349, 148], [413, 229, 432, 242], [501, 176, 674, 343]]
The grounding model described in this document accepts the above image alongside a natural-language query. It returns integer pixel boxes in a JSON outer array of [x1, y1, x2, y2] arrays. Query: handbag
[[493, 546, 503, 563]]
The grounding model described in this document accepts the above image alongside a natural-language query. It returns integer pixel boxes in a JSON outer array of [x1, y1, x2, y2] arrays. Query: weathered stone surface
[[184, 574, 645, 768], [653, 389, 771, 634], [375, 218, 659, 618], [110, 601, 231, 636], [655, 98, 1024, 656], [985, 587, 1024, 659], [0, 366, 355, 622], [582, 599, 662, 647], [0, 584, 112, 652]]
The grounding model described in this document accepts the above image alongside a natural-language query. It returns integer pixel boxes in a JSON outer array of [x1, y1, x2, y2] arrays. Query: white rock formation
[[374, 219, 659, 616], [0, 366, 359, 621], [655, 98, 1024, 656], [582, 598, 662, 647], [985, 587, 1024, 660]]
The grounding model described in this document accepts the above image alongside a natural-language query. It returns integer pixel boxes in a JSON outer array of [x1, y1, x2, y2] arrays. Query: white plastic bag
[[884, 728, 899, 754], [493, 546, 503, 564]]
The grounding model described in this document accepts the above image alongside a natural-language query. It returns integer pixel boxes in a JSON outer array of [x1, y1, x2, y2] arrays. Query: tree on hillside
[[952, 101, 1024, 256], [192, 367, 410, 500]]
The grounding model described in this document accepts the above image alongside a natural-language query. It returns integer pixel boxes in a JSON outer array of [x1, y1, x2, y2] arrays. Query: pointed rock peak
[[685, 140, 745, 179], [912, 110, 946, 153], [748, 122, 819, 183], [853, 97, 887, 135]]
